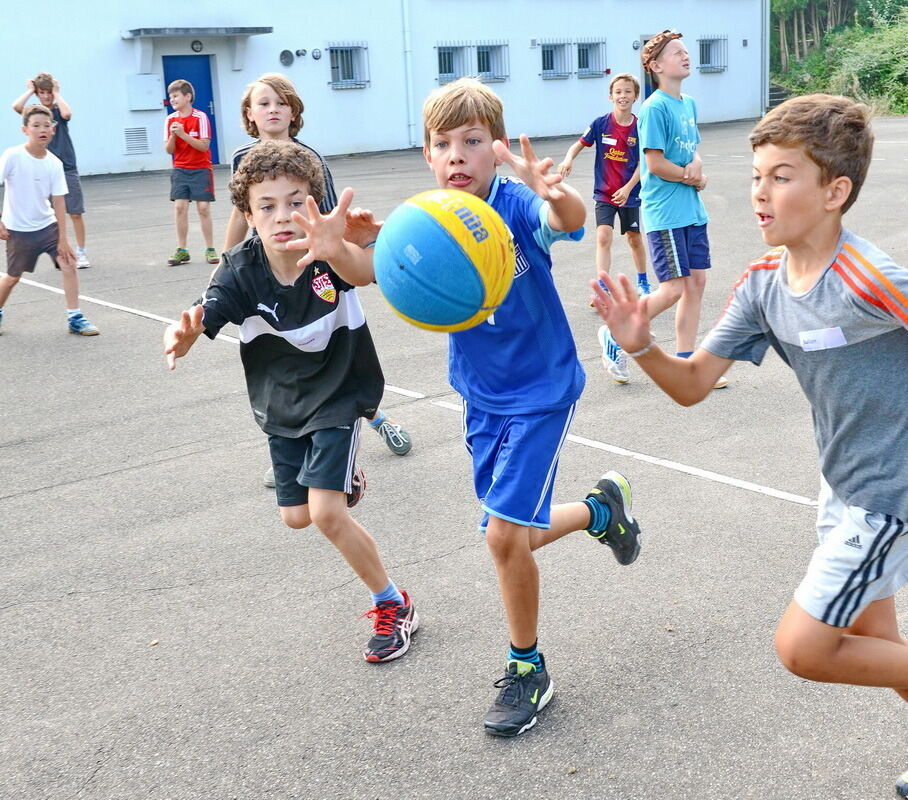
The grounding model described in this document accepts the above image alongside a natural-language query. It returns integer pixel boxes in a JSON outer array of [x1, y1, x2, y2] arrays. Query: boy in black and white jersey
[[164, 140, 418, 663]]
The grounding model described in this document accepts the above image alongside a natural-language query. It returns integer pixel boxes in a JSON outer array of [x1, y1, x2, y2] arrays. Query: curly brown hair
[[241, 73, 304, 138], [750, 94, 873, 214], [229, 140, 325, 213]]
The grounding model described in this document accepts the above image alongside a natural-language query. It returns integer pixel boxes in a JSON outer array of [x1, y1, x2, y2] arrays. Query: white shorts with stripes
[[794, 477, 908, 628]]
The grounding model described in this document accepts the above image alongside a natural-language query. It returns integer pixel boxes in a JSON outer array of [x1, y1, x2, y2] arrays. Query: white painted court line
[[18, 277, 817, 507]]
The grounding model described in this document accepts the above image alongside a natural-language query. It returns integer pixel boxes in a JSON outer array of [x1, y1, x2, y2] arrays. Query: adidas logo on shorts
[[844, 535, 862, 550]]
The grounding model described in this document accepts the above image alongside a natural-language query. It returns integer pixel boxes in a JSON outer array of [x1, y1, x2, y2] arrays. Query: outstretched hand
[[590, 272, 652, 354], [493, 135, 566, 203], [163, 305, 205, 370], [287, 186, 354, 268], [345, 206, 382, 248]]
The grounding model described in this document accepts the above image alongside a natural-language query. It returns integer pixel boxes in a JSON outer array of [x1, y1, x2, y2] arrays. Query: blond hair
[[228, 140, 325, 213], [241, 73, 304, 138], [422, 78, 506, 145], [749, 94, 873, 214]]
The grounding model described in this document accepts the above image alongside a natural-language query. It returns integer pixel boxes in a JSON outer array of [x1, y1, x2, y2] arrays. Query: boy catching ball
[[164, 140, 418, 663]]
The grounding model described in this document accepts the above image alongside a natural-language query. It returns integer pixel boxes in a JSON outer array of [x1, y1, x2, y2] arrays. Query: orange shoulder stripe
[[838, 244, 908, 324]]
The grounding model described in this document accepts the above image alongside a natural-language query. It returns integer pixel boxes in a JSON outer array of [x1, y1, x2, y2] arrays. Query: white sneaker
[[76, 248, 91, 269], [598, 324, 629, 384], [713, 374, 729, 390], [263, 466, 275, 488]]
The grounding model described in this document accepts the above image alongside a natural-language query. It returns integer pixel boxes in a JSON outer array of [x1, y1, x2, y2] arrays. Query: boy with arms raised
[[0, 105, 98, 335], [164, 80, 218, 267], [599, 31, 725, 387], [592, 95, 908, 796], [224, 74, 412, 467], [422, 78, 642, 736], [163, 140, 418, 663], [558, 72, 654, 307], [11, 73, 91, 268]]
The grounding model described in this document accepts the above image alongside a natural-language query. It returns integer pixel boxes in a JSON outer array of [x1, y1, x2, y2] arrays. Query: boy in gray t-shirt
[[591, 94, 908, 797]]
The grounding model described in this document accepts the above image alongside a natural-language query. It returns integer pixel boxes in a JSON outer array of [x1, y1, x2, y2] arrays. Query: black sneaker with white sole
[[483, 654, 554, 737], [586, 470, 641, 565]]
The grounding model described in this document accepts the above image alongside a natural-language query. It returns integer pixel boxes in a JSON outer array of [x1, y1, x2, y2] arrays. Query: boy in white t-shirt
[[0, 105, 98, 335]]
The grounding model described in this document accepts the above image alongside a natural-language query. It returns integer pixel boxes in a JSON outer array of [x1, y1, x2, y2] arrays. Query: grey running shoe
[[373, 417, 412, 455], [263, 466, 276, 489]]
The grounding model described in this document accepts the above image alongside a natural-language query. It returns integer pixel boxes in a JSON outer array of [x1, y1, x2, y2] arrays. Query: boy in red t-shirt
[[164, 80, 218, 266]]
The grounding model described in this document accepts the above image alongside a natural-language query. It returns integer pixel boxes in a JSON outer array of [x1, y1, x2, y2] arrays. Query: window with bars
[[437, 44, 469, 84], [328, 43, 369, 89], [476, 42, 509, 82], [576, 39, 605, 78], [697, 35, 728, 73], [540, 41, 570, 79]]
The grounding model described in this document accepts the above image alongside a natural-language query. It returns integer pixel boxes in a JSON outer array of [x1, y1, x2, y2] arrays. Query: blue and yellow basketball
[[373, 189, 515, 332]]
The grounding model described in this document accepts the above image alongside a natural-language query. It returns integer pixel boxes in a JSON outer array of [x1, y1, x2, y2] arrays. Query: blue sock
[[367, 410, 385, 428], [676, 351, 693, 359], [583, 496, 611, 533], [509, 641, 541, 670], [637, 274, 649, 286], [371, 581, 404, 606]]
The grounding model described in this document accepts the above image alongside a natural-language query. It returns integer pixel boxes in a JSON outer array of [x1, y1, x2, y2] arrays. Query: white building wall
[[0, 0, 768, 176]]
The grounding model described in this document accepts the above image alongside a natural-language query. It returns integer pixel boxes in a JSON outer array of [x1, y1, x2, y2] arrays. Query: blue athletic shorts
[[646, 224, 711, 282], [267, 421, 361, 508], [463, 401, 576, 531]]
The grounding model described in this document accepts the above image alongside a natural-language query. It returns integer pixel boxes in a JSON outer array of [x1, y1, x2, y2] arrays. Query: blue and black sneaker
[[896, 769, 908, 798], [586, 471, 641, 565], [483, 654, 554, 737], [67, 312, 99, 336]]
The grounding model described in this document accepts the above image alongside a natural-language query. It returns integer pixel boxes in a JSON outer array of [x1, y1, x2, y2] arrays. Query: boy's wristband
[[626, 337, 656, 358]]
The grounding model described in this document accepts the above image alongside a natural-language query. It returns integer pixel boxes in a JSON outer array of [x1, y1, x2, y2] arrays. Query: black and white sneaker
[[362, 590, 418, 662], [586, 470, 641, 565], [483, 654, 554, 737]]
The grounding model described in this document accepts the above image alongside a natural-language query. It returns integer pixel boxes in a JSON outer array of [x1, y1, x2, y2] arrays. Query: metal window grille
[[576, 38, 605, 78], [123, 127, 150, 155], [328, 42, 370, 89], [436, 42, 469, 84], [539, 40, 570, 79], [476, 41, 509, 83], [697, 35, 728, 73]]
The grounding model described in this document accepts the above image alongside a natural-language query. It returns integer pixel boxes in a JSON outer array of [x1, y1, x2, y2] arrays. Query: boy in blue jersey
[[422, 78, 643, 737], [598, 31, 726, 388], [592, 94, 908, 797]]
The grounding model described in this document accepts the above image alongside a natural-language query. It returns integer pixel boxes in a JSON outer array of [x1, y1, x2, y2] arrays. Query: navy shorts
[[646, 224, 711, 282], [170, 167, 215, 202], [267, 421, 361, 508], [595, 201, 641, 235], [463, 401, 576, 531]]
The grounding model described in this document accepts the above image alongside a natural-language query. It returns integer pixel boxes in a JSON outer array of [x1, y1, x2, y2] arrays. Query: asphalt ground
[[2, 118, 907, 800]]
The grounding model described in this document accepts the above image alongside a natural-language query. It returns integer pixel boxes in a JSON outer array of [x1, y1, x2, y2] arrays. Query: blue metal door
[[163, 54, 220, 163]]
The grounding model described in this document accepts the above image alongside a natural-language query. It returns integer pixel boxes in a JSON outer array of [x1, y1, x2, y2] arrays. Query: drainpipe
[[761, 0, 769, 112], [401, 0, 417, 147]]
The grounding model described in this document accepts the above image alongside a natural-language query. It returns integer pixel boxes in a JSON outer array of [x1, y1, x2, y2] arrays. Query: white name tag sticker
[[799, 326, 847, 351], [602, 136, 617, 145]]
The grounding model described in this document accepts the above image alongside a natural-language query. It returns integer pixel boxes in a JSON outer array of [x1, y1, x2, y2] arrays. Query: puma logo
[[257, 301, 279, 323], [200, 294, 217, 306]]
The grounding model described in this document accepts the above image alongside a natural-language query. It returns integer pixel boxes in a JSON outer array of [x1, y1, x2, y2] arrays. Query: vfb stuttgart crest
[[311, 270, 337, 303]]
